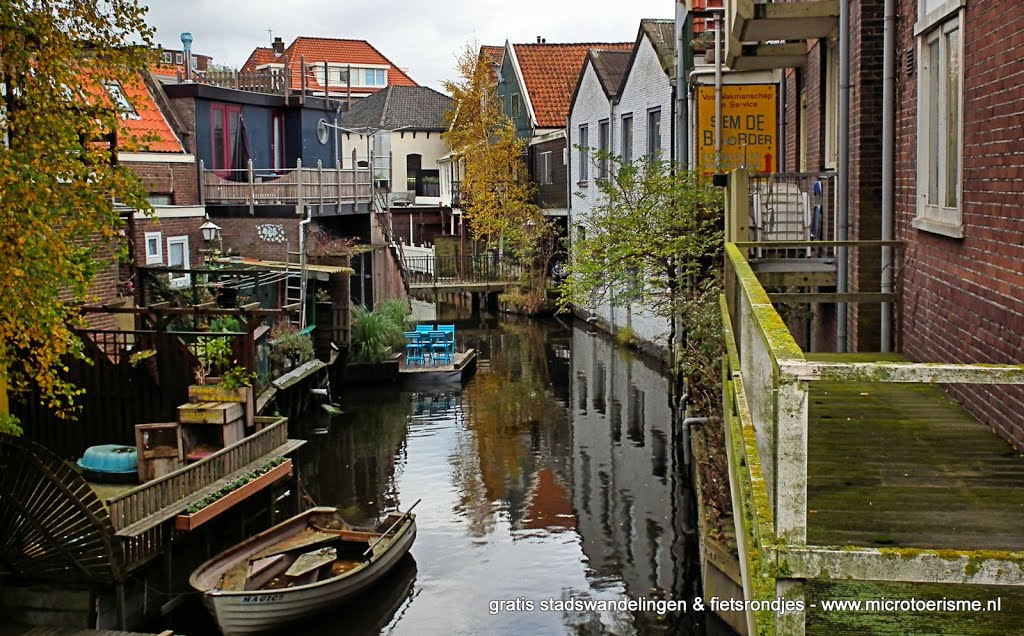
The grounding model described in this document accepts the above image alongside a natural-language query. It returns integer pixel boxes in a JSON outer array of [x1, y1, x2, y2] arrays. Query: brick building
[[894, 0, 1024, 448], [722, 0, 1024, 448]]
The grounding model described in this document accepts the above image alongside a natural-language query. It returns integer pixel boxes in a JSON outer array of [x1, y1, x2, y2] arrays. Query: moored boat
[[189, 504, 418, 635]]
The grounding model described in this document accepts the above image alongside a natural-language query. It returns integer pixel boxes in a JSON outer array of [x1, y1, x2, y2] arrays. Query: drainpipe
[[714, 16, 723, 160], [299, 206, 312, 328], [676, 9, 692, 169], [837, 0, 851, 353], [880, 0, 896, 352]]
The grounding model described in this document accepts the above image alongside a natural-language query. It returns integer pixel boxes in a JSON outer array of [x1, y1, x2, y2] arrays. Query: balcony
[[200, 159, 372, 214], [718, 166, 1024, 633], [724, 169, 839, 286], [725, 0, 838, 71]]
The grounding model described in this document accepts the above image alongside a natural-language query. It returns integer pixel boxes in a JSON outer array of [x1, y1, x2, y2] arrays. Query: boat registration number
[[241, 594, 284, 604]]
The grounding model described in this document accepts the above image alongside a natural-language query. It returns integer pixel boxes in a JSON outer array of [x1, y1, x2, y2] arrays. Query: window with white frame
[[621, 114, 633, 164], [598, 120, 610, 178], [538, 151, 553, 185], [915, 10, 963, 234], [145, 232, 162, 265], [166, 236, 190, 287], [578, 125, 589, 182], [175, 53, 183, 64], [161, 52, 172, 64], [364, 68, 386, 87], [646, 108, 662, 160], [104, 81, 139, 120], [511, 92, 520, 118]]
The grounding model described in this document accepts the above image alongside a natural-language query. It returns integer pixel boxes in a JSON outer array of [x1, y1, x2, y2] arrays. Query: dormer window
[[161, 51, 172, 64], [364, 68, 386, 87], [104, 81, 139, 120]]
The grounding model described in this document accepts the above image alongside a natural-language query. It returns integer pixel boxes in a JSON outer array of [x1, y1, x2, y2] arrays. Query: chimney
[[536, 36, 542, 43], [273, 36, 285, 56]]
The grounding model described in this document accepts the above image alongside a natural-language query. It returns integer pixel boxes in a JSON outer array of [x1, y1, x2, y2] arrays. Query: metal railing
[[403, 255, 521, 285], [201, 158, 372, 209], [746, 171, 837, 260], [106, 416, 289, 533]]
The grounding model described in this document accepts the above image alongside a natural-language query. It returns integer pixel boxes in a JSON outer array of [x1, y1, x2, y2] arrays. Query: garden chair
[[403, 332, 425, 366], [428, 331, 451, 366], [437, 324, 456, 355]]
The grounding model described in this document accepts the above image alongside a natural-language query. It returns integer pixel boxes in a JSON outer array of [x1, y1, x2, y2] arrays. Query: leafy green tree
[[559, 155, 724, 410], [1, 1, 155, 420], [442, 43, 557, 312]]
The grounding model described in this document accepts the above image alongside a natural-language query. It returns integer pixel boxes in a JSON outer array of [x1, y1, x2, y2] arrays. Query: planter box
[[174, 459, 292, 532], [188, 384, 254, 427], [178, 401, 244, 425], [188, 384, 253, 404]]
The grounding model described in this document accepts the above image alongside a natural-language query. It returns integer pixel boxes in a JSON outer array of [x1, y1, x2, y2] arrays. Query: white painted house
[[568, 20, 677, 347]]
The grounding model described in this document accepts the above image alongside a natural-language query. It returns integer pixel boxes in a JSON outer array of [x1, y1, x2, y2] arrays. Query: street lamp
[[200, 220, 222, 266]]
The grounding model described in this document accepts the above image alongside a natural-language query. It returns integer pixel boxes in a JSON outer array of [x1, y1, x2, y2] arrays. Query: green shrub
[[373, 299, 414, 334], [269, 324, 315, 368], [351, 304, 404, 363]]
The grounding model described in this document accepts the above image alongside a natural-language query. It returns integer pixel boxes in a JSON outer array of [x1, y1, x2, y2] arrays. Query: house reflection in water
[[570, 329, 689, 602]]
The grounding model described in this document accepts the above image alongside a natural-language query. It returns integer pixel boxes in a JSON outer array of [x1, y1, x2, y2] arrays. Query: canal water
[[178, 313, 732, 635]]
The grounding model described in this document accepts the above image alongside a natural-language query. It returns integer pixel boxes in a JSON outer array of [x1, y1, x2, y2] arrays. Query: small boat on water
[[189, 503, 418, 635]]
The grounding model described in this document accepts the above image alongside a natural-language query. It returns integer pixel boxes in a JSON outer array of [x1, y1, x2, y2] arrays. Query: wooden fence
[[107, 416, 289, 534], [12, 329, 198, 459]]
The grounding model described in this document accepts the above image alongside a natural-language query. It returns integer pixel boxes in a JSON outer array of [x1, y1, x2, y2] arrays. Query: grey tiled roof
[[590, 50, 632, 99], [340, 86, 453, 131], [640, 19, 676, 75]]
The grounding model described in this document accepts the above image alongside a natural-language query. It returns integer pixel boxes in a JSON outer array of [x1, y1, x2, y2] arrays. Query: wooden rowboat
[[189, 504, 417, 635]]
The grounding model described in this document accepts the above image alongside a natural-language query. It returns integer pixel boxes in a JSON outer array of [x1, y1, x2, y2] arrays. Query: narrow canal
[[181, 312, 733, 635]]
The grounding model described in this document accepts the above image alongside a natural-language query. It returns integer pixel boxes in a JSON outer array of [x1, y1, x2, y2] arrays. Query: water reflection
[[294, 317, 709, 635]]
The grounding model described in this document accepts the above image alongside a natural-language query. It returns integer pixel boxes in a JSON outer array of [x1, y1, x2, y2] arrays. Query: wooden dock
[[398, 350, 478, 386]]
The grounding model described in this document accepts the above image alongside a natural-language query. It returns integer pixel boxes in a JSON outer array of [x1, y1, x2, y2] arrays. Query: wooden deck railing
[[106, 416, 289, 532], [201, 159, 372, 210]]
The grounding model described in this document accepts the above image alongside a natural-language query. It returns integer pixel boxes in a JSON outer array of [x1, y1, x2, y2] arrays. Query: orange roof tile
[[479, 45, 505, 69], [116, 74, 185, 153], [242, 46, 279, 70], [513, 42, 632, 128], [241, 37, 417, 95]]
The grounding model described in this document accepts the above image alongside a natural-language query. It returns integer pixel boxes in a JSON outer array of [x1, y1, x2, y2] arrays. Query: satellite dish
[[317, 119, 329, 145]]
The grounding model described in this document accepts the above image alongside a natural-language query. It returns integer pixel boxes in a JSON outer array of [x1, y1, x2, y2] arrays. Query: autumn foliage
[[1, 1, 155, 418], [443, 43, 558, 312]]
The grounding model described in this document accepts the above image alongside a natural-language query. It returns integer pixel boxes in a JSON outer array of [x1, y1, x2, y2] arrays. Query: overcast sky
[[144, 1, 675, 91]]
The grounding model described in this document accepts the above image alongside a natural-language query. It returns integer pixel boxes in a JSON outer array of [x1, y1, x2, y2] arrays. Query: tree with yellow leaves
[[1, 0, 155, 429], [443, 43, 558, 313]]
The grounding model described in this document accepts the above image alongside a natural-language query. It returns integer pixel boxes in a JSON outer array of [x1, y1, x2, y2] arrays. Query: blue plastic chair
[[437, 324, 456, 355], [428, 331, 450, 365], [404, 332, 425, 366]]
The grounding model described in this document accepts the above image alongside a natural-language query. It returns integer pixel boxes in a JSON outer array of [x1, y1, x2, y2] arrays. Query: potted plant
[[188, 337, 254, 410], [269, 322, 315, 373], [420, 175, 440, 197]]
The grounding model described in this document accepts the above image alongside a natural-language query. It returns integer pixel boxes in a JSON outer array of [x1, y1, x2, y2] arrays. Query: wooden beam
[[769, 292, 898, 304], [194, 301, 217, 310], [240, 301, 262, 311]]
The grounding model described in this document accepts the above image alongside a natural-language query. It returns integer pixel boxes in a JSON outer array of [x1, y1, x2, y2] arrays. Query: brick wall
[[215, 217, 301, 263], [166, 97, 198, 155], [847, 0, 885, 351], [124, 160, 200, 206], [896, 0, 1024, 448], [131, 216, 206, 268]]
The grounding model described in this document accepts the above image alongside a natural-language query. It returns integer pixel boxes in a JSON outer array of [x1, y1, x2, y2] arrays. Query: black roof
[[341, 86, 452, 131]]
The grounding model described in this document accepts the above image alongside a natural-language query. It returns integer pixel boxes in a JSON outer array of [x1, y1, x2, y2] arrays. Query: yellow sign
[[697, 84, 778, 172]]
